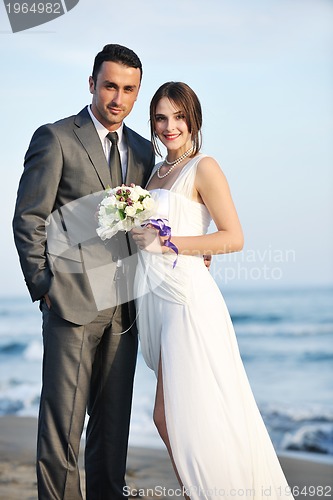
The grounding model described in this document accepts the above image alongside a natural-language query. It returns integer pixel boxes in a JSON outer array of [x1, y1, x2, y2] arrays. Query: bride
[[131, 82, 294, 500]]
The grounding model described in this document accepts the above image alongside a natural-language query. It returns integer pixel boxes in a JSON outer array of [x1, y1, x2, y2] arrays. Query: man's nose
[[112, 90, 122, 106]]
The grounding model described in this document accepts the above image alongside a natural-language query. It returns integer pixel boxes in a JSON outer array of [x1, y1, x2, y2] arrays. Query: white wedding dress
[[134, 155, 294, 499]]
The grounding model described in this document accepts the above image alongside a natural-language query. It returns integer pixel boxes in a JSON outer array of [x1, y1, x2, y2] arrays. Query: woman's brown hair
[[150, 82, 202, 157]]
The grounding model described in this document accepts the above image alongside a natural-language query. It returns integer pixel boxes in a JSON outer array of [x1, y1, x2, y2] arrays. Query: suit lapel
[[124, 125, 146, 187], [73, 108, 111, 189]]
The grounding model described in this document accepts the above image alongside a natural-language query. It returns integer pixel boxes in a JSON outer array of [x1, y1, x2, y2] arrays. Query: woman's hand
[[131, 225, 169, 253]]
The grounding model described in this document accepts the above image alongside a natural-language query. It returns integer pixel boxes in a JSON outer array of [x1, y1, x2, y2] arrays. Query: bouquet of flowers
[[96, 184, 156, 240]]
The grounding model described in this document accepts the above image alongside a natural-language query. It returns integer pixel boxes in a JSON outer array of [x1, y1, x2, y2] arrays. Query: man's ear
[[89, 76, 95, 95]]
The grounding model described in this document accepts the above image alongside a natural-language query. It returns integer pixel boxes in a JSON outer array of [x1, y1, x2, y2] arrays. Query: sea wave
[[0, 342, 27, 355], [261, 403, 333, 424], [235, 322, 333, 337], [0, 381, 40, 417], [0, 340, 42, 359], [261, 404, 333, 455], [281, 424, 333, 455], [231, 313, 284, 323]]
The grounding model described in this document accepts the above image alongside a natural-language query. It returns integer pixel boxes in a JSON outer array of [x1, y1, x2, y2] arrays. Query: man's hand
[[203, 254, 212, 270]]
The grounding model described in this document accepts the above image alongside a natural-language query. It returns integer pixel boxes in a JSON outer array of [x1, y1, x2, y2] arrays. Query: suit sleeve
[[12, 124, 63, 301]]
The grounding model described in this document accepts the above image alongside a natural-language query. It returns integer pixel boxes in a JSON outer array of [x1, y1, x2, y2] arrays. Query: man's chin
[[106, 114, 125, 128]]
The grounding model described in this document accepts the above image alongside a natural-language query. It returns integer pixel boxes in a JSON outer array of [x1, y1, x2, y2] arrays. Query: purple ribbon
[[146, 218, 178, 268]]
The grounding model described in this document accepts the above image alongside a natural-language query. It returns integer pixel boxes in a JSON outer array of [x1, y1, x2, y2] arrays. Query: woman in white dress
[[132, 82, 294, 500]]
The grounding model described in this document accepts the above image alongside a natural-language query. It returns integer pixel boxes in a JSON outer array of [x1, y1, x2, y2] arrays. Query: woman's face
[[154, 97, 192, 154]]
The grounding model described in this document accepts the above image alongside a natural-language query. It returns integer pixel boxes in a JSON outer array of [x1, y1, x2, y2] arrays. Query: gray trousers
[[37, 300, 138, 500]]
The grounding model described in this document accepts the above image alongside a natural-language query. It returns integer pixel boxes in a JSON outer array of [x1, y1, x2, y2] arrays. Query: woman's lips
[[163, 134, 180, 141]]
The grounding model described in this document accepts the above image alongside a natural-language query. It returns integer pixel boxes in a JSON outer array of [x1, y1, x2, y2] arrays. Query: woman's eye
[[176, 114, 185, 120]]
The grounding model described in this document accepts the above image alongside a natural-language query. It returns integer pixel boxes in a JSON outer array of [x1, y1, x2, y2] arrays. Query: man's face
[[89, 61, 141, 131]]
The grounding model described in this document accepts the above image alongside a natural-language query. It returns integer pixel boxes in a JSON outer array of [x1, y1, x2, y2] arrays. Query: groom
[[13, 44, 155, 499]]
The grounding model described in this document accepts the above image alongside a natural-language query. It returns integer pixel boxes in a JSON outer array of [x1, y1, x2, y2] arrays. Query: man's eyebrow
[[103, 80, 138, 89], [103, 80, 118, 87]]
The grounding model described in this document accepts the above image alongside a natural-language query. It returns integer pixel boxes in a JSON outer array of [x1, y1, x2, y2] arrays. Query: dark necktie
[[107, 131, 123, 187]]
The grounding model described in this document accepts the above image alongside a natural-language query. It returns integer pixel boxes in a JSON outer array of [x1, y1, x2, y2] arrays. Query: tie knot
[[107, 132, 118, 145]]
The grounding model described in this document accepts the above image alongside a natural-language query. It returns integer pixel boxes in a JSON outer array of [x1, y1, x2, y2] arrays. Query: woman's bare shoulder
[[196, 155, 227, 183]]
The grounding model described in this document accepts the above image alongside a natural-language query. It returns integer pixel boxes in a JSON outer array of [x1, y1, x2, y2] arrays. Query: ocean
[[0, 287, 332, 459]]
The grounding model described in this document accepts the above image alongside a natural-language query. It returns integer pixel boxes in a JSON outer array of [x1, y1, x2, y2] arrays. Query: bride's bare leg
[[153, 356, 190, 500]]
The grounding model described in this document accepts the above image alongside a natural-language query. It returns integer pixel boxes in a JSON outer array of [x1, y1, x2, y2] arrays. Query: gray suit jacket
[[13, 107, 155, 327]]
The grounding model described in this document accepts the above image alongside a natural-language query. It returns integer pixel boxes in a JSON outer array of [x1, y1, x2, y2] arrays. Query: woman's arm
[[172, 156, 244, 255]]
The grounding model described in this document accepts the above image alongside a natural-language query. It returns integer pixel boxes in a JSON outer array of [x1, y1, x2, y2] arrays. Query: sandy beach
[[0, 417, 332, 500]]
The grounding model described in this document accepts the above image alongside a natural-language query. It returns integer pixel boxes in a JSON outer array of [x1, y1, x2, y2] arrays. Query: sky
[[0, 0, 332, 297]]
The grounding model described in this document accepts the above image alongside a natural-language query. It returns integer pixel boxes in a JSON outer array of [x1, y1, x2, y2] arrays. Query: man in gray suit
[[13, 44, 155, 499]]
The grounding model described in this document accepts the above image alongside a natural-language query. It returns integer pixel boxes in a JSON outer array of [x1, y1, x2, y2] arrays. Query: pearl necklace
[[157, 147, 193, 179]]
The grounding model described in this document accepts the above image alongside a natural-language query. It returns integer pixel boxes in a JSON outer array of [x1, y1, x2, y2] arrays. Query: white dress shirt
[[87, 105, 128, 182]]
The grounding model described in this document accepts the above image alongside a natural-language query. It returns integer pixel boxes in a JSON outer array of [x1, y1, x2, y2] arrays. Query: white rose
[[116, 201, 126, 210], [101, 195, 117, 207], [130, 189, 140, 202], [125, 205, 136, 217], [142, 197, 155, 211], [133, 201, 143, 211], [134, 185, 147, 197]]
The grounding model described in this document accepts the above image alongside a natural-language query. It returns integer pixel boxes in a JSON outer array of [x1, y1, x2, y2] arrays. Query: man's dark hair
[[92, 44, 143, 84]]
